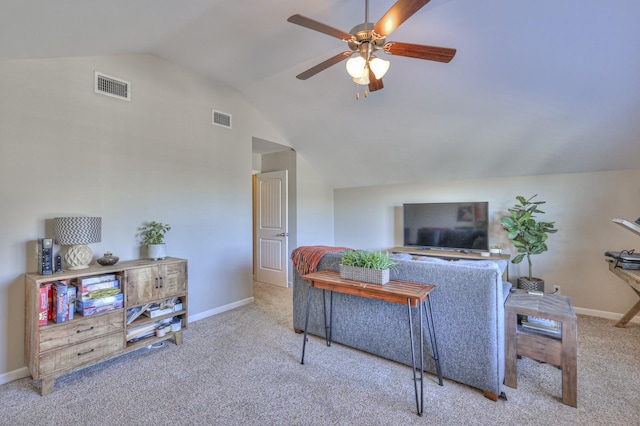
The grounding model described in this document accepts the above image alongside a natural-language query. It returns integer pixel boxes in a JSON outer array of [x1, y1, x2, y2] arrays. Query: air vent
[[212, 110, 232, 129], [95, 72, 130, 101]]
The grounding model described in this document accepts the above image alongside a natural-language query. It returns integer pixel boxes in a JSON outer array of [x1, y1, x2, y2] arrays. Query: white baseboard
[[574, 306, 640, 324], [0, 366, 29, 386], [188, 296, 255, 323]]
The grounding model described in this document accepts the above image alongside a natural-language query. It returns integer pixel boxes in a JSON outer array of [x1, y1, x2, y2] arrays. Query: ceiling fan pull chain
[[355, 83, 360, 100]]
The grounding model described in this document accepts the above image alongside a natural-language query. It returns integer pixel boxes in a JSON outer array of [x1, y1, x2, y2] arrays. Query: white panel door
[[256, 170, 288, 287]]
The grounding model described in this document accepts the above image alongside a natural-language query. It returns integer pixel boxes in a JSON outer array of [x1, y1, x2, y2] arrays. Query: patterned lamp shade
[[54, 217, 102, 245], [54, 217, 101, 270]]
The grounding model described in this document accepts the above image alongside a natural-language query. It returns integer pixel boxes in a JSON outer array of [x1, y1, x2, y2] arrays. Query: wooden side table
[[504, 290, 577, 407]]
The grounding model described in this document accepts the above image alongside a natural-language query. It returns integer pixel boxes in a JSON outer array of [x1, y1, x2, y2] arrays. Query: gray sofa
[[292, 251, 511, 398]]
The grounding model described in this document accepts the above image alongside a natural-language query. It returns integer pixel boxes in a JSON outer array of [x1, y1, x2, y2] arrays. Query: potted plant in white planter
[[340, 250, 398, 285], [500, 195, 557, 291], [139, 221, 171, 260]]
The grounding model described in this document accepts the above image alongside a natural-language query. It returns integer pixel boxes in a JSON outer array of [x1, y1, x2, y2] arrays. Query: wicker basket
[[517, 277, 545, 292], [339, 264, 390, 285]]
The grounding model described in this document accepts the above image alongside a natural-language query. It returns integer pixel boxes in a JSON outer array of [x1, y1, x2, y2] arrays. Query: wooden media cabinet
[[25, 257, 188, 395]]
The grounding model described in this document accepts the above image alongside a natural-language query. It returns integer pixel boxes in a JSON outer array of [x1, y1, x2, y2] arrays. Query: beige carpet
[[2, 282, 640, 425]]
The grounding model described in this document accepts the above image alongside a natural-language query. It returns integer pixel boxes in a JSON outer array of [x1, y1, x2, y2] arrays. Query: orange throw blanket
[[291, 245, 351, 276]]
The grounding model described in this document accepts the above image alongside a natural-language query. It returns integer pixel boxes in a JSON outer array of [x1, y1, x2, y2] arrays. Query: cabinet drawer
[[39, 331, 124, 377], [39, 311, 123, 352]]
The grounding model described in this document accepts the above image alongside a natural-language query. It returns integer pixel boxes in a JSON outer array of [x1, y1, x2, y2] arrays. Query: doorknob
[[277, 233, 289, 237]]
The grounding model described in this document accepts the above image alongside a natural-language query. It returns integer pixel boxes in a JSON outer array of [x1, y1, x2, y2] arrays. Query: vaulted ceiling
[[2, 0, 640, 188]]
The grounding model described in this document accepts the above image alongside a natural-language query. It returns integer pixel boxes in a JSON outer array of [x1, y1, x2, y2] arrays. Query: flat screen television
[[403, 202, 489, 251]]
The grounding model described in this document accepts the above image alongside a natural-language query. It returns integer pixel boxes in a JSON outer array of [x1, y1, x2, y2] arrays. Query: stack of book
[[521, 315, 561, 337], [38, 280, 76, 325], [73, 274, 123, 316]]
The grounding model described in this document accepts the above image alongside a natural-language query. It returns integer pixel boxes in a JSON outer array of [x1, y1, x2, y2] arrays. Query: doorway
[[252, 138, 296, 287]]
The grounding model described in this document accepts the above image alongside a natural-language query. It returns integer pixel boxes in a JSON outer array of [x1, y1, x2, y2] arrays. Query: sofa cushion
[[502, 280, 513, 303], [454, 259, 508, 277], [412, 256, 449, 263], [389, 252, 413, 261]]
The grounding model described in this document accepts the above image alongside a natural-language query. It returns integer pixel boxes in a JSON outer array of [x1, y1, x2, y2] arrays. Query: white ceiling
[[2, 0, 640, 188]]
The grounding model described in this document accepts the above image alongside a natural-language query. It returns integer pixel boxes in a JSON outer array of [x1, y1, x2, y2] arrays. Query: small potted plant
[[500, 195, 557, 291], [139, 221, 171, 260], [340, 250, 398, 285]]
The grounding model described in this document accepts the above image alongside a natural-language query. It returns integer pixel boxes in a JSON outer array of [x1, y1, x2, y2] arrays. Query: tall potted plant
[[139, 221, 171, 260], [500, 195, 557, 291]]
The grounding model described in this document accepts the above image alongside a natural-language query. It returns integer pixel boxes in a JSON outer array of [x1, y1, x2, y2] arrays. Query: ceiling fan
[[287, 0, 456, 96]]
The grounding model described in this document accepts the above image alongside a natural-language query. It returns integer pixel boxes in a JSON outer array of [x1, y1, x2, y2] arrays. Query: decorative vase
[[517, 277, 544, 292], [97, 252, 119, 266], [63, 244, 93, 270], [148, 244, 166, 260], [339, 264, 390, 285]]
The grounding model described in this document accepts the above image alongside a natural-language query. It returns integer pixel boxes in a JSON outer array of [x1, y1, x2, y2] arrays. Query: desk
[[300, 270, 442, 416], [607, 261, 640, 327], [504, 290, 577, 407]]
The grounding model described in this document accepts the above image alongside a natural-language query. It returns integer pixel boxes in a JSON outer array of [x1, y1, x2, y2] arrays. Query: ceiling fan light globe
[[346, 56, 366, 78], [369, 57, 390, 79], [352, 70, 370, 85]]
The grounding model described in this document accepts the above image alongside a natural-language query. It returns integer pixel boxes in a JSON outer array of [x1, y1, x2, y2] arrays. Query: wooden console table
[[300, 270, 442, 416], [607, 261, 640, 327], [504, 290, 577, 407], [391, 247, 510, 280]]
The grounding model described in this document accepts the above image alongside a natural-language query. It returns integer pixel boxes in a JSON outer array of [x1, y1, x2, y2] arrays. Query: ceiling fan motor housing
[[348, 22, 386, 55]]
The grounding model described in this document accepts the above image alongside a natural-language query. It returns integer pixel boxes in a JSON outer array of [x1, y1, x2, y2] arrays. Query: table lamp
[[54, 216, 101, 270]]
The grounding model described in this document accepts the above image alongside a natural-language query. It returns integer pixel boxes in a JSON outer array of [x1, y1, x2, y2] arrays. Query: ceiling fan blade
[[287, 14, 355, 42], [296, 51, 353, 80], [372, 0, 431, 38], [384, 42, 456, 63], [368, 68, 384, 92]]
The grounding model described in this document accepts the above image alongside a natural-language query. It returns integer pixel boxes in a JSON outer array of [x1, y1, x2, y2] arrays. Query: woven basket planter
[[339, 264, 390, 285], [517, 277, 544, 292]]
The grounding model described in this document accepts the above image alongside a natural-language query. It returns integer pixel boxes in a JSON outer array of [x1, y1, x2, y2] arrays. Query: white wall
[[334, 169, 640, 321], [0, 54, 288, 380], [296, 154, 335, 247]]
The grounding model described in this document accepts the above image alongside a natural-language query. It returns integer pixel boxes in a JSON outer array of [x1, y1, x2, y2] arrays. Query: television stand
[[391, 247, 510, 280]]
